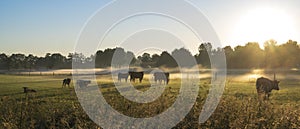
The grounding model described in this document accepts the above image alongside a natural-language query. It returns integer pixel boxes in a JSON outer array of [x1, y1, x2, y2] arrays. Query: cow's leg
[[266, 93, 271, 100], [139, 78, 142, 83], [262, 93, 268, 100]]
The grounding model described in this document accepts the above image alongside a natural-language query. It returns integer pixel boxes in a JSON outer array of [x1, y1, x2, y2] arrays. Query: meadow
[[0, 70, 300, 128]]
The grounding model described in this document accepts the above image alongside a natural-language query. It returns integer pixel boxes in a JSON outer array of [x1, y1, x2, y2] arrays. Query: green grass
[[0, 74, 300, 128]]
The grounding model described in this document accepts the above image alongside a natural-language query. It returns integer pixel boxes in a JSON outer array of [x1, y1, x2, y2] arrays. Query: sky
[[1, 0, 300, 56]]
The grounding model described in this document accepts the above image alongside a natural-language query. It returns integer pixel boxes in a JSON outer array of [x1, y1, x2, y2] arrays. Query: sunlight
[[248, 74, 260, 80], [231, 7, 297, 47], [248, 69, 264, 81], [251, 69, 264, 74]]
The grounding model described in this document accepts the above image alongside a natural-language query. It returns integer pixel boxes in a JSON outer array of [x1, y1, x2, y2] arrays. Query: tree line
[[0, 40, 299, 71]]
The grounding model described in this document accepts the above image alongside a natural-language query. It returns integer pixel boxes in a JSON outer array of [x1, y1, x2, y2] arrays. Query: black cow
[[62, 78, 71, 88], [118, 72, 129, 82], [256, 77, 280, 100], [23, 87, 36, 93], [154, 72, 170, 84], [77, 80, 91, 88], [129, 72, 144, 83]]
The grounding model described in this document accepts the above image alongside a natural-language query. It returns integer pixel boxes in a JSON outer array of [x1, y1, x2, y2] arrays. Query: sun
[[231, 7, 297, 47]]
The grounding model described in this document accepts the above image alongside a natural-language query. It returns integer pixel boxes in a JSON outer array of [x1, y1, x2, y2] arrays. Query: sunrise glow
[[231, 7, 297, 47]]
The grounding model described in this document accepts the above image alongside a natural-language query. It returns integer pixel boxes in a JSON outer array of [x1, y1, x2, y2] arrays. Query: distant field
[[0, 70, 300, 128]]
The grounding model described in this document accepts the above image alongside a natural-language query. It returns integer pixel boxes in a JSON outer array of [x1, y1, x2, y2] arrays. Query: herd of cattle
[[23, 71, 279, 101], [61, 72, 279, 101], [118, 71, 170, 84], [62, 78, 91, 88], [61, 71, 170, 89]]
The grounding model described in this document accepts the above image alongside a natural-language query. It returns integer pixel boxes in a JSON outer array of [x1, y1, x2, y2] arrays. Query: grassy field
[[0, 71, 300, 128]]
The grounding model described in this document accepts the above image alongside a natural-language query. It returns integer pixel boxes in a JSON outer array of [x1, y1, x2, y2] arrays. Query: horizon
[[1, 0, 300, 56], [0, 39, 297, 57]]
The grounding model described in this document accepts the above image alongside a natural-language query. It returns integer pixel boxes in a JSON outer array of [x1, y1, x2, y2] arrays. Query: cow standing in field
[[118, 72, 129, 82], [256, 77, 280, 100], [23, 87, 36, 93], [129, 72, 144, 83], [154, 72, 170, 84], [62, 78, 71, 88]]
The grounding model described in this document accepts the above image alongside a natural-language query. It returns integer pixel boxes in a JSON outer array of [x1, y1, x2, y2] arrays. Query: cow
[[256, 77, 280, 100], [23, 87, 36, 93], [128, 71, 144, 83], [77, 80, 91, 88], [118, 72, 129, 82], [154, 72, 170, 84], [62, 78, 71, 88]]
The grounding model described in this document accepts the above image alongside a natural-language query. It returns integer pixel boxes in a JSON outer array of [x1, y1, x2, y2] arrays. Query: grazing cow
[[129, 71, 144, 83], [77, 80, 91, 88], [118, 72, 129, 82], [256, 77, 280, 100], [154, 72, 170, 84], [23, 87, 36, 93], [62, 78, 71, 88]]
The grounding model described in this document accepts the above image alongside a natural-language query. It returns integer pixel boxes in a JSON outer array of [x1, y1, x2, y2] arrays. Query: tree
[[44, 53, 53, 69], [171, 48, 195, 68], [232, 42, 264, 69], [111, 47, 126, 67], [156, 51, 177, 67], [277, 40, 300, 68], [126, 51, 136, 65], [53, 53, 67, 68], [8, 54, 26, 70], [196, 43, 212, 68], [0, 53, 8, 70], [264, 39, 279, 68], [223, 46, 234, 68], [95, 50, 104, 68], [24, 54, 38, 71], [139, 53, 151, 68], [95, 47, 136, 68]]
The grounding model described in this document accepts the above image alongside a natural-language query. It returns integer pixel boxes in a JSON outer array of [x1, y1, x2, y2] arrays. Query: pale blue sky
[[1, 0, 300, 56]]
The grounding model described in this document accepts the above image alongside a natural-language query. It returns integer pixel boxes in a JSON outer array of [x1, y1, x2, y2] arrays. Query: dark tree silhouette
[[2, 40, 300, 71], [223, 46, 234, 68], [171, 47, 195, 68], [156, 51, 177, 67], [24, 54, 38, 71], [0, 53, 8, 70], [195, 43, 212, 68], [8, 54, 26, 70]]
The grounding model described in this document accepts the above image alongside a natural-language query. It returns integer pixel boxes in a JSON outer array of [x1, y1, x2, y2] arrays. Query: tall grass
[[0, 74, 299, 128]]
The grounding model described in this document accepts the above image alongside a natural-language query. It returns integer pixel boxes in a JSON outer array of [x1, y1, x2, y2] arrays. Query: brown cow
[[23, 87, 36, 93], [118, 73, 129, 82], [154, 72, 170, 84], [62, 78, 71, 88], [256, 77, 280, 100], [129, 72, 144, 83]]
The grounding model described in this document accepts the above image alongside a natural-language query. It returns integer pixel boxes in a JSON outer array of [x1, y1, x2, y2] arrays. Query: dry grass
[[0, 72, 299, 128]]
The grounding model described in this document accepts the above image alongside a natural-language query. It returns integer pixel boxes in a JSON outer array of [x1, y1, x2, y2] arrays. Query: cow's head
[[273, 80, 280, 90]]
